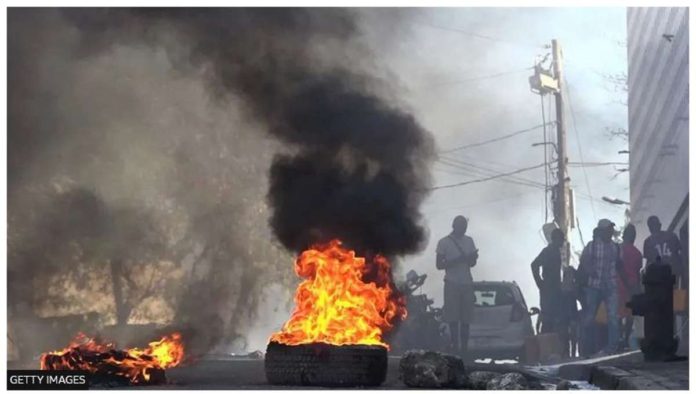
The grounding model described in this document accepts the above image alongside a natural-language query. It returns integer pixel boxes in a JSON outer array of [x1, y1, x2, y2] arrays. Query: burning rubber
[[39, 332, 184, 386], [264, 341, 388, 387], [265, 240, 403, 387]]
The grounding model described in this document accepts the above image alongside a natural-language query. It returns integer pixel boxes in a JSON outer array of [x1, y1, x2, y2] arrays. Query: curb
[[589, 365, 683, 390]]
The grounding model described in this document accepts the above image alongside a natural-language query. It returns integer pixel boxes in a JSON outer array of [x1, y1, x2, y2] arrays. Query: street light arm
[[531, 141, 559, 154]]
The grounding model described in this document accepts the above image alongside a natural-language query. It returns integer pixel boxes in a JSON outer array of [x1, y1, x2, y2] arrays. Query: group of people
[[433, 213, 684, 361], [532, 215, 684, 358]]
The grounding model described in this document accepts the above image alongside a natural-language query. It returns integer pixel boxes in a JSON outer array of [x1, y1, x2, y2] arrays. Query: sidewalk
[[589, 358, 689, 390], [556, 351, 689, 390]]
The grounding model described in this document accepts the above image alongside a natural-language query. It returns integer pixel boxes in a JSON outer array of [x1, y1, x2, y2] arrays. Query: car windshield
[[472, 285, 516, 307]]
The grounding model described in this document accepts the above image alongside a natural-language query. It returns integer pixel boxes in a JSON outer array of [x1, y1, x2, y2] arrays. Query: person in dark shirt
[[643, 215, 683, 283], [559, 265, 580, 358], [618, 224, 642, 350], [531, 228, 564, 333]]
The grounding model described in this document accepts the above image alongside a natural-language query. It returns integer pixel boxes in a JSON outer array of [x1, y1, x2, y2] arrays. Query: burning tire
[[264, 341, 387, 387]]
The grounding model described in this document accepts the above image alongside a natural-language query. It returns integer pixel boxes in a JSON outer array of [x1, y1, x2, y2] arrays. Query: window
[[473, 285, 516, 307]]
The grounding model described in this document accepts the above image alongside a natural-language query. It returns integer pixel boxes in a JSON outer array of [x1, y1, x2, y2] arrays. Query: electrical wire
[[434, 162, 546, 191], [436, 156, 548, 189], [567, 162, 629, 167], [426, 67, 533, 88], [423, 191, 536, 216], [564, 76, 597, 222], [410, 19, 544, 49], [430, 163, 547, 191], [439, 122, 555, 154]]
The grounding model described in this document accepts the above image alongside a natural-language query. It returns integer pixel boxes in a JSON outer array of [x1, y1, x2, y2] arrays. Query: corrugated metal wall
[[627, 7, 689, 244], [627, 7, 689, 355]]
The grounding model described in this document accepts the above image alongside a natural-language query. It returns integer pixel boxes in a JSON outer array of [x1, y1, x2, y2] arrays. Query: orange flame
[[40, 332, 184, 384], [270, 239, 406, 348]]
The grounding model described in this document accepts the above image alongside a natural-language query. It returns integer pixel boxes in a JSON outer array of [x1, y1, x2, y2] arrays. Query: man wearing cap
[[579, 218, 624, 355], [436, 215, 478, 358]]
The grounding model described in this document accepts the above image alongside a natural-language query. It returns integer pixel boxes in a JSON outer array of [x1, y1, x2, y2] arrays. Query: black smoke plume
[[61, 8, 435, 256]]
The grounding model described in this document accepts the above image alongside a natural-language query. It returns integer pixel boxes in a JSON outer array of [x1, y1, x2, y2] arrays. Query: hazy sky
[[358, 7, 629, 309]]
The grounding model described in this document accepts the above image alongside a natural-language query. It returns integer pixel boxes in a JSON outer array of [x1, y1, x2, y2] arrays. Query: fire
[[270, 239, 406, 348], [40, 332, 184, 384]]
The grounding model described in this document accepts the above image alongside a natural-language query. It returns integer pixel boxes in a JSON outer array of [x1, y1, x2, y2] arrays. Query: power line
[[410, 19, 544, 49], [426, 67, 532, 88], [564, 76, 597, 222], [436, 156, 547, 190], [439, 122, 555, 154], [567, 161, 629, 167], [424, 191, 537, 216], [434, 162, 547, 191], [430, 163, 547, 191]]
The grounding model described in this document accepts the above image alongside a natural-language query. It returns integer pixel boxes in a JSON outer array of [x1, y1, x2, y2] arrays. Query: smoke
[[8, 8, 434, 357], [61, 8, 435, 256]]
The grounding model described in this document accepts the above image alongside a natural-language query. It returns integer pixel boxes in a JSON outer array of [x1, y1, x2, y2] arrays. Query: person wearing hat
[[578, 218, 624, 356], [436, 215, 478, 358]]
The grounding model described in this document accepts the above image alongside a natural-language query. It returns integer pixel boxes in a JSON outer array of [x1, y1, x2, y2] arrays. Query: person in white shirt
[[436, 215, 478, 357]]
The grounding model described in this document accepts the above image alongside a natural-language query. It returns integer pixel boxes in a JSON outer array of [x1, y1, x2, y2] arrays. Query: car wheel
[[264, 341, 388, 387]]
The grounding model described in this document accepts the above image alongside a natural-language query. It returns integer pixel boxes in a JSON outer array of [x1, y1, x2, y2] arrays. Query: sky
[[356, 7, 629, 310]]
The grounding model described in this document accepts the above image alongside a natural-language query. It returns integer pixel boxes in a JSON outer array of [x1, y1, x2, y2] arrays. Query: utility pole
[[529, 39, 571, 266], [552, 39, 571, 267]]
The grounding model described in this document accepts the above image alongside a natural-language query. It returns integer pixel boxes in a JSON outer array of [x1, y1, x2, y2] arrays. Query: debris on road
[[468, 371, 502, 389], [555, 379, 577, 390], [399, 350, 467, 388], [486, 372, 529, 390]]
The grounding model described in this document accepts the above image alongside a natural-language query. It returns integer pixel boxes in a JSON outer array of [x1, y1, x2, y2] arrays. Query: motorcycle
[[389, 270, 451, 355]]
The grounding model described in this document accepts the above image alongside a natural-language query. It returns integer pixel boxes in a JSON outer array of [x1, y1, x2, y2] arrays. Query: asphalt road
[[133, 356, 563, 390]]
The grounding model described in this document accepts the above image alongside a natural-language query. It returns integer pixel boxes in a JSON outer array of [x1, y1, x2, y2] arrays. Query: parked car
[[468, 281, 535, 361]]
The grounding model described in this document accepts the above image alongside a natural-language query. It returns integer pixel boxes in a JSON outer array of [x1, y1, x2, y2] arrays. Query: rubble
[[468, 371, 502, 390], [486, 372, 529, 390], [555, 379, 576, 390], [399, 350, 467, 388]]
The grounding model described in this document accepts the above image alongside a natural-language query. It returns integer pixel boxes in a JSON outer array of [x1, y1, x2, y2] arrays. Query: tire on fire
[[265, 341, 388, 387]]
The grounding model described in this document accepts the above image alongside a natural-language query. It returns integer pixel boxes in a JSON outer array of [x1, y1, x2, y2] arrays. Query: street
[[116, 357, 556, 390]]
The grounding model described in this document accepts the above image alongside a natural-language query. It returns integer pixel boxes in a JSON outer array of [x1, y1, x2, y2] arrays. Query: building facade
[[627, 7, 689, 354]]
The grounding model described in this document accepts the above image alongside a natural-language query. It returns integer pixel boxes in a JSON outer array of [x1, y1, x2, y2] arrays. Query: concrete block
[[557, 363, 591, 381], [536, 333, 562, 362]]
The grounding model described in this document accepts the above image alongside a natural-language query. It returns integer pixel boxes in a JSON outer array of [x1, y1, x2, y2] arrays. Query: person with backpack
[[578, 219, 626, 356], [436, 215, 478, 358]]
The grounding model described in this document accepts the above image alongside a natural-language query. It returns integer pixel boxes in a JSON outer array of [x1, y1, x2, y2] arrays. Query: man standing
[[643, 216, 683, 283], [618, 224, 642, 350], [579, 219, 623, 356], [436, 215, 478, 357], [531, 228, 564, 334]]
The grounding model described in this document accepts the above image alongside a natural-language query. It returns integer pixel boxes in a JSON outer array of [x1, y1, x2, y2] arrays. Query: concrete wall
[[627, 7, 689, 244]]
